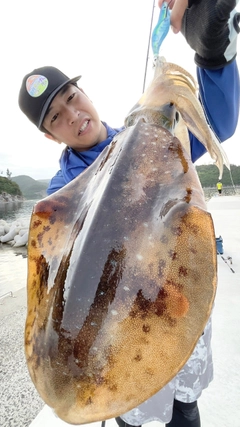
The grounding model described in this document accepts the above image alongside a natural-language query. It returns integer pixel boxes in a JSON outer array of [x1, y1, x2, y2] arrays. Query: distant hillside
[[196, 164, 240, 187], [12, 175, 50, 200], [37, 179, 51, 184], [9, 165, 240, 200], [0, 176, 22, 196]]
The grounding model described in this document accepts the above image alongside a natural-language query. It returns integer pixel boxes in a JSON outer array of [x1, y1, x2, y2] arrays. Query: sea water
[[0, 200, 38, 298]]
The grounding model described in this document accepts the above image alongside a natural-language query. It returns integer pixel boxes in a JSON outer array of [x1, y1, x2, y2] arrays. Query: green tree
[[0, 177, 22, 196], [196, 164, 240, 187], [6, 168, 12, 179]]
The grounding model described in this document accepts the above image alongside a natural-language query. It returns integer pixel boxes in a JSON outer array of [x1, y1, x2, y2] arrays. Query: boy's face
[[43, 84, 107, 150]]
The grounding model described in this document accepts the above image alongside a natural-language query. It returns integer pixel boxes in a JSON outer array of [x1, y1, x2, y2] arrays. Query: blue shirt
[[47, 61, 239, 195], [47, 122, 124, 195]]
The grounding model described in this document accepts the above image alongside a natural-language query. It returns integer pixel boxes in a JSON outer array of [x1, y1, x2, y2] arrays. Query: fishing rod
[[217, 252, 235, 273], [142, 0, 155, 93]]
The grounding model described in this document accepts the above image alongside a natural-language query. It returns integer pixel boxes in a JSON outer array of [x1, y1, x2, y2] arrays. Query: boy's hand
[[158, 0, 188, 34], [158, 0, 240, 69]]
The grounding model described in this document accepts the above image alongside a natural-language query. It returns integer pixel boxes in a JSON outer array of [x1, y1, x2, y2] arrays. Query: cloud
[[1, 0, 239, 181]]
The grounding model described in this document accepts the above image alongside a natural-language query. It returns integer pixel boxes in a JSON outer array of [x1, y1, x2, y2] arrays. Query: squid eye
[[175, 112, 179, 123]]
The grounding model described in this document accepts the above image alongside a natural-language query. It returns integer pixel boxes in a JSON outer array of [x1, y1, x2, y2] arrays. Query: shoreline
[[0, 191, 25, 204], [0, 195, 25, 204]]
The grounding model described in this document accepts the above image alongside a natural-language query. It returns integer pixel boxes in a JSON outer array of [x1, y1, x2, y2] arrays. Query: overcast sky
[[1, 0, 240, 180]]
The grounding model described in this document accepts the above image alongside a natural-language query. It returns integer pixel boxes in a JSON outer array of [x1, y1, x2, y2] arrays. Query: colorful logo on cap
[[26, 75, 48, 98]]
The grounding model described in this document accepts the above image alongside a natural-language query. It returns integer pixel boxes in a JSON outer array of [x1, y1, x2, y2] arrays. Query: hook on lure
[[151, 1, 171, 60]]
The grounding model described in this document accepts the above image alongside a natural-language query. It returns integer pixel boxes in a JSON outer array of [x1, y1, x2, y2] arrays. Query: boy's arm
[[159, 0, 240, 162], [181, 0, 240, 161], [190, 60, 240, 162], [181, 0, 240, 70]]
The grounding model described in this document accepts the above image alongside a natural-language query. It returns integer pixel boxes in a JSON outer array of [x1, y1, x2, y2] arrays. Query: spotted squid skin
[[25, 119, 217, 424]]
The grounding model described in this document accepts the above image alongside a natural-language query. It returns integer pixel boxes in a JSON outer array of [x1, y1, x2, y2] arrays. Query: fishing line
[[228, 166, 237, 194]]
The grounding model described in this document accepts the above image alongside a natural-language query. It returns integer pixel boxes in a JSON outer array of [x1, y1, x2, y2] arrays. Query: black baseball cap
[[18, 66, 81, 131]]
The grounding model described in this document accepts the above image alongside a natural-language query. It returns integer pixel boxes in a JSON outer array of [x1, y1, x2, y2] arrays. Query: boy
[[18, 0, 240, 425]]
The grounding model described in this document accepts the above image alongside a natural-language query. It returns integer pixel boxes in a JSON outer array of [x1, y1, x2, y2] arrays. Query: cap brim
[[38, 75, 81, 129]]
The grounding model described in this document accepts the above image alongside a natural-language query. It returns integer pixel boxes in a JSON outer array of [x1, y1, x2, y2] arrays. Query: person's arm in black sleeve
[[181, 0, 240, 69], [179, 0, 240, 161]]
